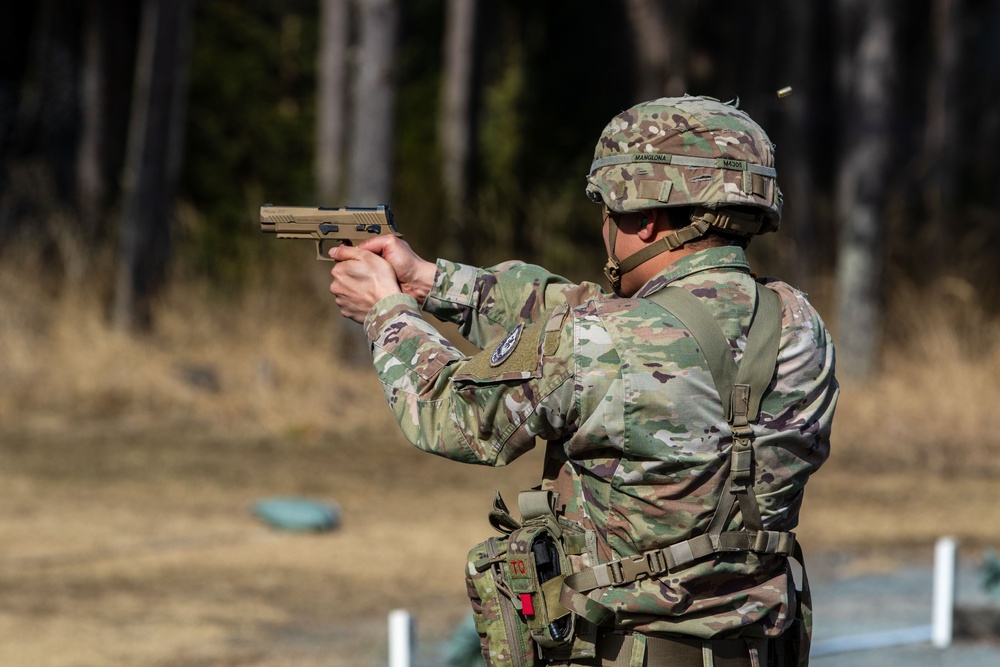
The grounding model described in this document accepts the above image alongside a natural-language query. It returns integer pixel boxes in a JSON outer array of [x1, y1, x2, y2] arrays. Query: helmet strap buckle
[[603, 258, 624, 297]]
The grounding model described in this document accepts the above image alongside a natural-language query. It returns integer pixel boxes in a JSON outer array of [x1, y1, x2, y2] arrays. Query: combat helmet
[[586, 95, 782, 294]]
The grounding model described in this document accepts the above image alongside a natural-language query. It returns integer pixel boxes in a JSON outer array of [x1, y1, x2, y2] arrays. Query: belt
[[571, 632, 769, 667]]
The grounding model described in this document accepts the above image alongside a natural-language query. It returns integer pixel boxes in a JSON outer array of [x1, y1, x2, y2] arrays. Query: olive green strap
[[735, 284, 782, 422], [727, 284, 782, 533], [560, 529, 798, 625], [589, 153, 778, 179]]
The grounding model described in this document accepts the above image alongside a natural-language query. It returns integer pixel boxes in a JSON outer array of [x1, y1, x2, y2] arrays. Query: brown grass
[[831, 276, 1000, 477], [2, 258, 1000, 665]]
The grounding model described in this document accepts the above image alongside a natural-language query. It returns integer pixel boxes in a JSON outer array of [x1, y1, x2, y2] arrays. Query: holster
[[466, 490, 597, 666]]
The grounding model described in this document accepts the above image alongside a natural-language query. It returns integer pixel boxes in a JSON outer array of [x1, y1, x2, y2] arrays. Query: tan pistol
[[259, 204, 402, 261]]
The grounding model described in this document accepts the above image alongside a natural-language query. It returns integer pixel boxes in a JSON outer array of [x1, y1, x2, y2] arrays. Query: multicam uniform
[[363, 244, 838, 640]]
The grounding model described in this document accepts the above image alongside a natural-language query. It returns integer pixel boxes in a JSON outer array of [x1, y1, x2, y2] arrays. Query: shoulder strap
[[736, 284, 782, 422], [644, 283, 781, 424]]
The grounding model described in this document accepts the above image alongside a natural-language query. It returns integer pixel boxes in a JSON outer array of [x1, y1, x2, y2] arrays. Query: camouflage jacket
[[363, 246, 838, 639]]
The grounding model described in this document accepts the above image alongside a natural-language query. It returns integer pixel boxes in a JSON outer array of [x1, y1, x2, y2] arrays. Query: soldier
[[328, 96, 838, 667]]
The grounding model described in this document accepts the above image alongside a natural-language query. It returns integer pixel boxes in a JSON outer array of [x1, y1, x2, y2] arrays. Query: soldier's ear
[[637, 210, 659, 241]]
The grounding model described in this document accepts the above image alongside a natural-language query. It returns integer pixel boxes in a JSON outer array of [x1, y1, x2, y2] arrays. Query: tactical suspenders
[[559, 283, 797, 626]]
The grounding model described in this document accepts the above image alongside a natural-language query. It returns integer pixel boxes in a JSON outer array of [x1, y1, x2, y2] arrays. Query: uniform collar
[[633, 246, 751, 299]]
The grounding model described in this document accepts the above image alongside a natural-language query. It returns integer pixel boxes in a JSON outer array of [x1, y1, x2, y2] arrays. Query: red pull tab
[[519, 593, 534, 616]]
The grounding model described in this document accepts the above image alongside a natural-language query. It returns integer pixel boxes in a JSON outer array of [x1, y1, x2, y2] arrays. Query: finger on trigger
[[358, 236, 391, 253]]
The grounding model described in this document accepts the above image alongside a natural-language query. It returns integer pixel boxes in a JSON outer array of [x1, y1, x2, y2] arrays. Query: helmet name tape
[[589, 153, 777, 179]]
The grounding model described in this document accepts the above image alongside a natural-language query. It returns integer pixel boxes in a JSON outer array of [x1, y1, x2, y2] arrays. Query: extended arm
[[422, 260, 605, 349], [356, 235, 606, 350]]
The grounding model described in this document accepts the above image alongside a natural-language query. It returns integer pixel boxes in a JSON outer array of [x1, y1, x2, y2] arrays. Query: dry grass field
[[2, 258, 1000, 666]]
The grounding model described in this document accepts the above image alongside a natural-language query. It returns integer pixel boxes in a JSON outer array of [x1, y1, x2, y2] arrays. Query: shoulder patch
[[454, 320, 547, 382], [490, 324, 524, 366]]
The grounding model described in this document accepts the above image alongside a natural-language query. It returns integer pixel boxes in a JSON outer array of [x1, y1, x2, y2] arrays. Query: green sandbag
[[253, 497, 340, 532]]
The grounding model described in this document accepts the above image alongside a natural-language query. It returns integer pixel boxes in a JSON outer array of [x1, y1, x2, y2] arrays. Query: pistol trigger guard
[[316, 239, 344, 262]]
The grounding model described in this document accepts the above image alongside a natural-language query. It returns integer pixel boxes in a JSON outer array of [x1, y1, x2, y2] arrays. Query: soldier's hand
[[328, 244, 402, 322], [358, 236, 436, 306]]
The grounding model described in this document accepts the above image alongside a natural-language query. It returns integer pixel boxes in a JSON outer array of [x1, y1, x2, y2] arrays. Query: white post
[[931, 536, 957, 649], [389, 609, 415, 667]]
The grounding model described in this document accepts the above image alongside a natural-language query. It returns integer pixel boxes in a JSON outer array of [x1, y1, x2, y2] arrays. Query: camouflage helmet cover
[[585, 96, 782, 233]]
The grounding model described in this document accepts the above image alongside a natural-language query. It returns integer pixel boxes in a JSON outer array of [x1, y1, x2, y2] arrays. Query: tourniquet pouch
[[465, 522, 579, 665], [466, 535, 536, 667]]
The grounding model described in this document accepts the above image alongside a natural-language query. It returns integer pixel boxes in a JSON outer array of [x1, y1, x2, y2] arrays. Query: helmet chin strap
[[604, 208, 715, 296]]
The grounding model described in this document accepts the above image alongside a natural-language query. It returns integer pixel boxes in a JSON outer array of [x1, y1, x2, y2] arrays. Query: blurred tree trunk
[[778, 0, 819, 291], [341, 0, 398, 363], [77, 0, 107, 253], [834, 0, 896, 380], [622, 0, 685, 99], [346, 0, 398, 206], [474, 3, 526, 264], [0, 5, 34, 164], [2, 0, 81, 245], [439, 0, 476, 259], [922, 0, 960, 269], [316, 0, 349, 203], [112, 0, 191, 332], [77, 0, 138, 258]]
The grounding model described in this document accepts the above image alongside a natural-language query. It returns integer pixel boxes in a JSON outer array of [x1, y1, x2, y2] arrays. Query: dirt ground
[[3, 411, 999, 667], [3, 266, 1000, 666], [0, 416, 544, 667]]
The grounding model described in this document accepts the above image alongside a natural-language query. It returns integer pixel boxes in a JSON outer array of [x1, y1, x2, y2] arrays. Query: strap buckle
[[645, 549, 668, 576], [607, 551, 669, 586], [608, 560, 625, 586], [729, 438, 754, 491], [603, 258, 623, 295]]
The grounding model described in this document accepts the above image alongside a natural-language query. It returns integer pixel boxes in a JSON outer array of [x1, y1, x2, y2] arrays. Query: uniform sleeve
[[422, 258, 606, 350], [365, 293, 578, 466], [754, 280, 839, 528]]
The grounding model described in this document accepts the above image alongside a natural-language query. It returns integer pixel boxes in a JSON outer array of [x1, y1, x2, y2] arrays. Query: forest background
[[1, 1, 1000, 665], [4, 0, 1000, 374]]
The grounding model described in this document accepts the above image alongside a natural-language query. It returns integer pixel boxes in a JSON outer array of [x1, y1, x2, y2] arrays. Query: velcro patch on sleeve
[[454, 320, 546, 382]]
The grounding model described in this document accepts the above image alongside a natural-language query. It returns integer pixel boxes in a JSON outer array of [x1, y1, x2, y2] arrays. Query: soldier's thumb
[[328, 244, 366, 261], [359, 235, 393, 255]]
